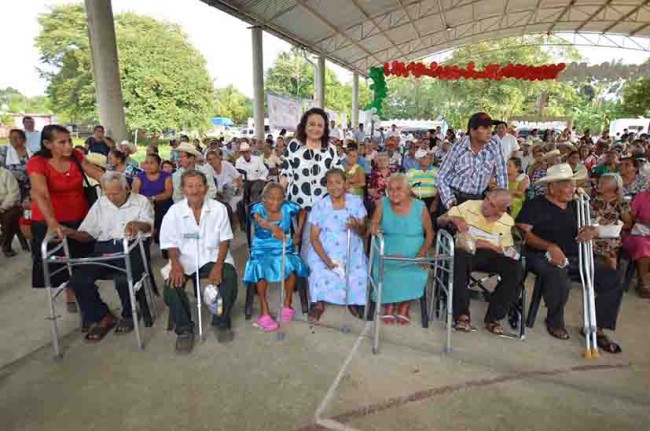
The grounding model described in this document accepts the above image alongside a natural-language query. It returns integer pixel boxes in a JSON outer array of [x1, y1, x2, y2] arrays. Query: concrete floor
[[1, 236, 649, 431]]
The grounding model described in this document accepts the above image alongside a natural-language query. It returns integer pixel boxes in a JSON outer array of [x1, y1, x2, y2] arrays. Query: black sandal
[[547, 325, 570, 340], [114, 317, 134, 334], [580, 329, 622, 354], [85, 321, 116, 343]]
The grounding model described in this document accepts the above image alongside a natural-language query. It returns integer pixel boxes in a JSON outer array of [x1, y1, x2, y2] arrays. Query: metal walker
[[41, 233, 156, 359], [365, 229, 455, 354]]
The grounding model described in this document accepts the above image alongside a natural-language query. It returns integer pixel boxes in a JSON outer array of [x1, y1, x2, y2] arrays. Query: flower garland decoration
[[383, 61, 566, 80]]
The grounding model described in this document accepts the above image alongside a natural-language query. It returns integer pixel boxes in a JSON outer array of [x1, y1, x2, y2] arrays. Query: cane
[[277, 237, 287, 341], [342, 228, 353, 334]]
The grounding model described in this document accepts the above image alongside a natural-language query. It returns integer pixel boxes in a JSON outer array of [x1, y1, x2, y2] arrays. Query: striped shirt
[[437, 135, 508, 207], [407, 167, 439, 198]]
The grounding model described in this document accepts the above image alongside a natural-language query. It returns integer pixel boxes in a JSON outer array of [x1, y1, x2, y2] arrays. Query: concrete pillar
[[251, 26, 265, 141], [315, 55, 325, 108], [85, 0, 127, 141], [351, 71, 359, 129]]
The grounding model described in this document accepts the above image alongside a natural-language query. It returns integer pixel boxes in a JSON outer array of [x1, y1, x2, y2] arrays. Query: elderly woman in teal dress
[[369, 173, 435, 325], [242, 183, 309, 332]]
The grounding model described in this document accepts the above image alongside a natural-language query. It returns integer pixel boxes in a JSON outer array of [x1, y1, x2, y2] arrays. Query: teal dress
[[242, 201, 309, 283], [372, 197, 428, 304]]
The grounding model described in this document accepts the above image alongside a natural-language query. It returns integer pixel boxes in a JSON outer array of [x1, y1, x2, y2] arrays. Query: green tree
[[0, 88, 51, 123], [621, 78, 650, 117], [36, 5, 214, 132], [214, 85, 253, 125]]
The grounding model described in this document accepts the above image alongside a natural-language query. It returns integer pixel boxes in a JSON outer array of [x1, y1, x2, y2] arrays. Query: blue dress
[[242, 201, 309, 283], [307, 194, 368, 305], [372, 197, 428, 304]]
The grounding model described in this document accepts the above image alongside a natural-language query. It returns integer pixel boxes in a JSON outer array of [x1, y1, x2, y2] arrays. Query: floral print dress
[[591, 195, 631, 257]]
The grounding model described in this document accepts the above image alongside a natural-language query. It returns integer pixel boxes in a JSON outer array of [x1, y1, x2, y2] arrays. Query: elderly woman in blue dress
[[242, 183, 309, 332], [369, 173, 435, 325], [307, 169, 369, 321]]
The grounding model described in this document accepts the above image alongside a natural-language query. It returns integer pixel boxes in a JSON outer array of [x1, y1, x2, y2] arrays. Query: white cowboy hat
[[557, 141, 577, 151], [85, 152, 107, 168], [239, 142, 251, 152], [173, 142, 203, 159], [535, 163, 580, 184], [414, 149, 429, 159]]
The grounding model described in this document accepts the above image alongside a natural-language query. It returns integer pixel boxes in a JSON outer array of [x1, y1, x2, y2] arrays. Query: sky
[[2, 0, 649, 98]]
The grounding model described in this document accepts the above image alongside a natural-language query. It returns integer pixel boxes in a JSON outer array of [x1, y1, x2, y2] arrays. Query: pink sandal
[[280, 307, 294, 323], [255, 315, 279, 332]]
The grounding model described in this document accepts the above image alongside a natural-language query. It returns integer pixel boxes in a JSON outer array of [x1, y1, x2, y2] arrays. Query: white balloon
[[372, 114, 380, 122], [370, 107, 377, 114]]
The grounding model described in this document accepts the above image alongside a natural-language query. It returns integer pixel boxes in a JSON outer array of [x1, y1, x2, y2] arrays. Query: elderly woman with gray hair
[[368, 173, 435, 325], [591, 173, 633, 270]]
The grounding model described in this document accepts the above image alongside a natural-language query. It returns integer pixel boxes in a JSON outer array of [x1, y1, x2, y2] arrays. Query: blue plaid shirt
[[437, 135, 508, 207]]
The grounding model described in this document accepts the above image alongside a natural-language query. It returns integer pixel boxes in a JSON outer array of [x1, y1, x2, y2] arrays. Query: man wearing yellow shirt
[[437, 189, 523, 335]]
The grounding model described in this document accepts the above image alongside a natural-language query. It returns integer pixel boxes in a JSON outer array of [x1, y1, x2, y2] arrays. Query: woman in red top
[[27, 125, 104, 308]]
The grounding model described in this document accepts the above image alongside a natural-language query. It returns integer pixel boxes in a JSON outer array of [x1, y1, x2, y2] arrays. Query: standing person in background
[[27, 125, 104, 310], [22, 116, 42, 154], [5, 129, 33, 202], [437, 112, 507, 212], [495, 122, 520, 160], [84, 125, 112, 156], [353, 123, 366, 145], [330, 120, 343, 141]]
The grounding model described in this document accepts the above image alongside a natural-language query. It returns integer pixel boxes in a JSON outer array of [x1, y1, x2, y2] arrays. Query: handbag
[[71, 153, 99, 207]]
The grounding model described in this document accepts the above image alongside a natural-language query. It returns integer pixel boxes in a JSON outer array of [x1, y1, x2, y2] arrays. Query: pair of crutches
[[576, 191, 599, 359]]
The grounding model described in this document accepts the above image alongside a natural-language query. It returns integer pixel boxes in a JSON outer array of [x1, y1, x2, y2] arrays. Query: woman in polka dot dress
[[280, 108, 341, 252]]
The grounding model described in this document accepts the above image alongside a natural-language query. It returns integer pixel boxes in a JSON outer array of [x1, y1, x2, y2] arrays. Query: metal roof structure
[[202, 0, 650, 76]]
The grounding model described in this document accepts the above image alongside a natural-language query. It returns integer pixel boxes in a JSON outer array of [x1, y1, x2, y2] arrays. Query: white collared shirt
[[159, 198, 234, 274], [25, 130, 41, 154], [235, 155, 268, 181], [79, 193, 153, 242]]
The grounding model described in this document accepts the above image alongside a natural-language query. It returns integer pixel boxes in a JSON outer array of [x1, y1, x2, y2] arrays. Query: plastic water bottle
[[203, 284, 223, 316]]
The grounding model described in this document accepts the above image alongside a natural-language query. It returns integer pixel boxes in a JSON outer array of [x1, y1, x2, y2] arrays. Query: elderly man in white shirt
[[171, 142, 217, 202], [63, 172, 154, 342], [160, 169, 237, 353], [22, 116, 42, 154], [235, 142, 268, 202]]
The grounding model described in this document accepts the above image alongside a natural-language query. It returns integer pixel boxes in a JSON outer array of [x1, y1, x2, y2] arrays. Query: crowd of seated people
[[2, 113, 649, 356]]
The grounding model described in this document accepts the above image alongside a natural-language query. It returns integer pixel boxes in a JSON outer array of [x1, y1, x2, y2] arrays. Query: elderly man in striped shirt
[[437, 112, 508, 212]]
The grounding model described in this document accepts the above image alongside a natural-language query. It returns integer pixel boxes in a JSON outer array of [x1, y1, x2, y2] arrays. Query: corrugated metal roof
[[202, 0, 650, 75]]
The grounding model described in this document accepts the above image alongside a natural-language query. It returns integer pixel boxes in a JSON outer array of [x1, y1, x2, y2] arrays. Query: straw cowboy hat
[[86, 152, 108, 169], [535, 163, 580, 184], [173, 142, 203, 158], [543, 149, 561, 160]]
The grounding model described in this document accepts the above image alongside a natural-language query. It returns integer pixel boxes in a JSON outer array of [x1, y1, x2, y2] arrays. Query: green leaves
[[622, 78, 650, 118], [36, 5, 214, 133]]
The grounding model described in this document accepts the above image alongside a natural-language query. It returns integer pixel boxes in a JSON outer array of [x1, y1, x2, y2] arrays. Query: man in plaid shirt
[[437, 112, 508, 211]]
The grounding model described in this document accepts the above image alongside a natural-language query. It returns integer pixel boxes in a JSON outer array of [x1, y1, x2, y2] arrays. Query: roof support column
[[85, 0, 126, 141], [314, 55, 325, 109], [251, 26, 265, 141], [351, 71, 359, 129]]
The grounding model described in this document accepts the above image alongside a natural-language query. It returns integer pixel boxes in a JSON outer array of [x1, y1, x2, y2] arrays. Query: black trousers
[[0, 206, 21, 252], [163, 262, 238, 335], [453, 249, 523, 322], [69, 240, 145, 324], [525, 252, 623, 330]]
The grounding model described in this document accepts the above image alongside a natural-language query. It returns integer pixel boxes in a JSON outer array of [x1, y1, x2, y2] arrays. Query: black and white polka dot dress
[[281, 139, 341, 210]]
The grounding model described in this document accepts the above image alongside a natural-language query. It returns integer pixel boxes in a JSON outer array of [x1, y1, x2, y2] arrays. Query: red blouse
[[26, 150, 88, 222]]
